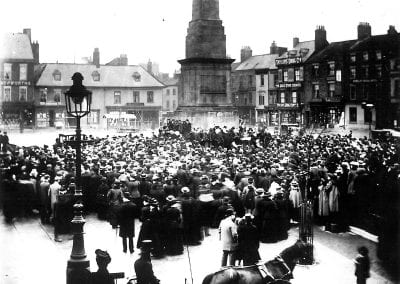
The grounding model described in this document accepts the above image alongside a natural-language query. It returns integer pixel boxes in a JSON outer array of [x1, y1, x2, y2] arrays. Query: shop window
[[40, 89, 47, 103], [313, 84, 320, 99], [92, 71, 100, 81], [3, 86, 11, 102], [292, 92, 297, 104], [3, 63, 11, 80], [87, 110, 99, 124], [54, 89, 61, 103], [349, 107, 357, 123], [260, 74, 264, 86], [328, 62, 335, 76], [133, 91, 140, 103], [283, 70, 288, 82], [114, 91, 121, 104], [329, 83, 335, 97], [19, 86, 27, 101], [20, 64, 27, 81], [53, 70, 61, 81], [350, 85, 356, 100], [147, 91, 154, 103]]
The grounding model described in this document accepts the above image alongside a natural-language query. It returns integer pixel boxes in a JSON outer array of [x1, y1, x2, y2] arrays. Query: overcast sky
[[1, 0, 399, 75]]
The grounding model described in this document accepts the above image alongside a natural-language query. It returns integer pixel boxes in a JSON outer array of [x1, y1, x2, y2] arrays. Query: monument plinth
[[176, 0, 238, 129]]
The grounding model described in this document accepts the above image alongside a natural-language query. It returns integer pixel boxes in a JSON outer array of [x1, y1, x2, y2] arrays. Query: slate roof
[[0, 33, 34, 60], [36, 63, 165, 88], [161, 77, 179, 86], [277, 40, 316, 62], [308, 40, 357, 63], [349, 33, 400, 52], [235, 54, 280, 71]]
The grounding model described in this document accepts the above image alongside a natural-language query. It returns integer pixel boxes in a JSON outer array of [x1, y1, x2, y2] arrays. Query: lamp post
[[64, 72, 92, 284], [299, 128, 325, 265], [361, 102, 374, 138]]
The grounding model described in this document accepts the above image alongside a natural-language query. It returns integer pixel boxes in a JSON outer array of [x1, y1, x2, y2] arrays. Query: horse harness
[[256, 256, 292, 283]]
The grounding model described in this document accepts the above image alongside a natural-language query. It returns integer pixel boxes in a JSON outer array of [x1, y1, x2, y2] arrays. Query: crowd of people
[[0, 121, 399, 270]]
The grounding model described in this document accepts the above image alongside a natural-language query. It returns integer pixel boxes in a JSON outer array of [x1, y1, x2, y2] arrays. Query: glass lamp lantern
[[64, 72, 92, 118]]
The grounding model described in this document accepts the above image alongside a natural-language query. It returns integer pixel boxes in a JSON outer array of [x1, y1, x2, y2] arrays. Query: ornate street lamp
[[299, 129, 325, 265], [65, 72, 92, 284]]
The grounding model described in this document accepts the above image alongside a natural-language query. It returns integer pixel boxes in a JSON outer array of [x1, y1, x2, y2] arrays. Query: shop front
[[308, 100, 343, 128], [106, 105, 161, 130], [1, 102, 34, 129], [35, 104, 67, 128]]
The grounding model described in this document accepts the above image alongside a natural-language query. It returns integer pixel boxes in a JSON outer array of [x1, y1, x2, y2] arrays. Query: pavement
[[0, 212, 396, 284]]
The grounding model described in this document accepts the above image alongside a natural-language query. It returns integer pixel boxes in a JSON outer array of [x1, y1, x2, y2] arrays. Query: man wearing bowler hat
[[134, 240, 160, 284]]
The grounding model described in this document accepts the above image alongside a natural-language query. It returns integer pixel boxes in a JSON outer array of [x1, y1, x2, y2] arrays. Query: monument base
[[174, 106, 238, 129]]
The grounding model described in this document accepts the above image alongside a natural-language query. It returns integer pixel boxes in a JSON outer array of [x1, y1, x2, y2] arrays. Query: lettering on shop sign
[[275, 56, 302, 66], [352, 79, 378, 83], [275, 82, 302, 88], [276, 103, 298, 108], [0, 80, 31, 86]]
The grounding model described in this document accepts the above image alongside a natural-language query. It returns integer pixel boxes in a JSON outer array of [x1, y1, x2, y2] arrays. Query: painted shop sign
[[0, 80, 31, 86], [277, 103, 298, 108], [275, 56, 302, 66], [275, 82, 302, 88], [352, 79, 378, 83]]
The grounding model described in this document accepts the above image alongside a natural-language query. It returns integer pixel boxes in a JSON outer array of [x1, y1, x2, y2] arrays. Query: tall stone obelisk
[[176, 0, 238, 128]]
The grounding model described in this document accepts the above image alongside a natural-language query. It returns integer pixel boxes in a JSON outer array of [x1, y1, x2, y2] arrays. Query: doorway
[[49, 110, 55, 127]]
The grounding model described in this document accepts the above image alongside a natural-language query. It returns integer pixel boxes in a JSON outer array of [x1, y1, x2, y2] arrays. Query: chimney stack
[[388, 25, 398, 35], [293, 37, 299, 48], [93, 48, 100, 68], [270, 41, 278, 54], [120, 54, 128, 66], [358, 22, 371, 40], [147, 59, 153, 74], [23, 28, 31, 42], [315, 25, 328, 51], [32, 41, 40, 64], [240, 46, 252, 62]]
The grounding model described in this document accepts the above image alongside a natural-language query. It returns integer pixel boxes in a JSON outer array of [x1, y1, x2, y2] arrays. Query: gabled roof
[[235, 54, 280, 71], [277, 40, 315, 62], [0, 33, 34, 60], [308, 40, 357, 63], [36, 63, 165, 88]]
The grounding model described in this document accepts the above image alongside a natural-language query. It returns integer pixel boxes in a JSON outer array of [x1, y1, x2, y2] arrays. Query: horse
[[202, 239, 309, 284]]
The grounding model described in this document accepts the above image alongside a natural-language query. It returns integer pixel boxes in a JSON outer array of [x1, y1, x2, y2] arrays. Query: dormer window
[[300, 48, 309, 56], [53, 70, 61, 81], [92, 71, 100, 81], [133, 72, 141, 82], [288, 50, 297, 57]]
